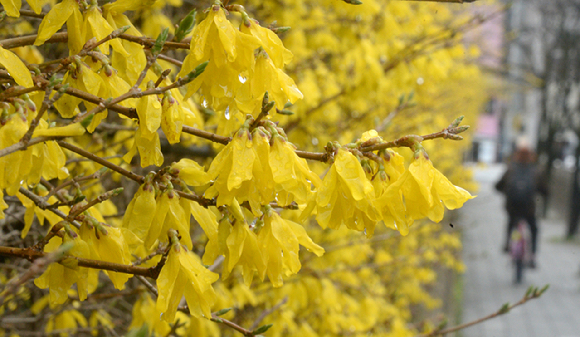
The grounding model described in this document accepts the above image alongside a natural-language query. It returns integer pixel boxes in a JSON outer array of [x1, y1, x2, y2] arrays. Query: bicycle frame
[[510, 219, 530, 284]]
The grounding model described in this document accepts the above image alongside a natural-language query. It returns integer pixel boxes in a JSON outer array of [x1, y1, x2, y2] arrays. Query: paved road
[[459, 164, 580, 337]]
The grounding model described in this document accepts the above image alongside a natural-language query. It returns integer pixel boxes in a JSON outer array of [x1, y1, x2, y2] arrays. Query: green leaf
[[253, 324, 273, 335]]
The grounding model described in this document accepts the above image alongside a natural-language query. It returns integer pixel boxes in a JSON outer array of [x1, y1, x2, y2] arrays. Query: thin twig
[[18, 187, 81, 229], [413, 285, 549, 337], [57, 141, 145, 183]]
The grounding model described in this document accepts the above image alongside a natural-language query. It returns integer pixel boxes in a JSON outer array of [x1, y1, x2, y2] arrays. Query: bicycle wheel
[[515, 258, 524, 284]]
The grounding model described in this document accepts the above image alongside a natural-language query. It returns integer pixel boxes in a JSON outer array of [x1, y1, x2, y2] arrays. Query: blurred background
[[460, 0, 580, 336]]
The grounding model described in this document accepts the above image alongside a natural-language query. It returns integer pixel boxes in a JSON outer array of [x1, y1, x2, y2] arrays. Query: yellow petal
[[334, 149, 373, 201], [0, 0, 21, 17], [34, 0, 77, 46], [32, 123, 86, 138], [0, 46, 32, 87]]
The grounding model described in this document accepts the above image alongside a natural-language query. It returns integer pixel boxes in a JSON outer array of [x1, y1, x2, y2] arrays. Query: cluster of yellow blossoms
[[0, 0, 482, 335]]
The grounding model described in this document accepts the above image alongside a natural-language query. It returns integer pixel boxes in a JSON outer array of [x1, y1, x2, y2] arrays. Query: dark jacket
[[495, 162, 548, 216]]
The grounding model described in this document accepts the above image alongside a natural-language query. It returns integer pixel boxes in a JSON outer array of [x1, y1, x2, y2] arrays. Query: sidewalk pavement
[[459, 164, 580, 337]]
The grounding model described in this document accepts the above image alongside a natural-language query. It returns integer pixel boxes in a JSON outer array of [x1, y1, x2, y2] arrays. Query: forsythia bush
[[0, 0, 487, 335]]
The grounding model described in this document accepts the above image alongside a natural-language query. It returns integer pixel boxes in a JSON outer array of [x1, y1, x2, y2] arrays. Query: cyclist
[[495, 137, 548, 268]]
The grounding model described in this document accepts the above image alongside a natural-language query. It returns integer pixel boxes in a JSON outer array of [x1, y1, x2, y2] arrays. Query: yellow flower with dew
[[180, 4, 261, 107], [248, 50, 303, 111], [156, 232, 219, 321]]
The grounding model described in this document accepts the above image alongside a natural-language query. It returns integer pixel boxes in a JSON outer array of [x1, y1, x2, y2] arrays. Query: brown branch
[[0, 32, 191, 50], [18, 187, 81, 228], [136, 275, 158, 297], [46, 168, 108, 200], [0, 244, 71, 305], [182, 125, 232, 145], [57, 141, 145, 183], [210, 314, 254, 337], [29, 77, 137, 119], [68, 188, 123, 220], [0, 245, 159, 278], [18, 9, 46, 18], [0, 85, 43, 101], [294, 149, 328, 162], [0, 32, 68, 49], [157, 54, 183, 66]]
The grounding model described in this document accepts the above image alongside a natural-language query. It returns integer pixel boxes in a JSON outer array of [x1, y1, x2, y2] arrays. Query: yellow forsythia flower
[[316, 148, 378, 233], [240, 19, 293, 69], [34, 237, 91, 306], [407, 151, 474, 222], [156, 244, 219, 321], [259, 208, 324, 287], [269, 135, 321, 206], [223, 220, 266, 286], [180, 5, 260, 109], [122, 182, 157, 242], [79, 225, 133, 289], [46, 309, 88, 337], [129, 294, 171, 336], [89, 309, 114, 336]]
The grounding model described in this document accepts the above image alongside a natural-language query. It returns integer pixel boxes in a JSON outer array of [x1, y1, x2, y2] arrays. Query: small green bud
[[497, 303, 510, 315], [174, 9, 197, 42], [152, 28, 170, 56], [276, 108, 294, 115], [215, 308, 232, 316]]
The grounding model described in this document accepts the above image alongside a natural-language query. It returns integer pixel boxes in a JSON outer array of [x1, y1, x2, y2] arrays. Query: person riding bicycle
[[495, 137, 548, 268]]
